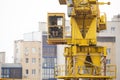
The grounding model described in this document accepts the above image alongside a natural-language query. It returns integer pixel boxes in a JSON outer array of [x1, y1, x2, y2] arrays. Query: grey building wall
[[0, 52, 5, 64], [110, 15, 120, 80], [0, 52, 5, 78], [97, 36, 116, 65]]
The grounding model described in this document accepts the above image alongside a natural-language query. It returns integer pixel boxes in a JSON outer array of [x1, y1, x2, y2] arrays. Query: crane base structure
[[47, 0, 116, 80]]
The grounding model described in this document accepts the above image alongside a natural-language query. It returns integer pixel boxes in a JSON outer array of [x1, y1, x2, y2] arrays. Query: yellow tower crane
[[47, 0, 116, 80]]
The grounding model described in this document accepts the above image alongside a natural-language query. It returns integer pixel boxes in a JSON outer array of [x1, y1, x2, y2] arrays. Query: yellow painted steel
[[47, 0, 116, 80], [47, 13, 67, 44], [59, 0, 66, 4]]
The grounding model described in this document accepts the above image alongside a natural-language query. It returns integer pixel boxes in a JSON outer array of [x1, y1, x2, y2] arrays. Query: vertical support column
[[72, 45, 77, 56], [64, 47, 73, 76], [104, 47, 107, 76], [72, 45, 77, 75]]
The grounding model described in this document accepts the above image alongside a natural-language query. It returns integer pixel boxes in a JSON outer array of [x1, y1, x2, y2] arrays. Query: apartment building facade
[[14, 40, 41, 80], [42, 33, 57, 80], [39, 22, 58, 80]]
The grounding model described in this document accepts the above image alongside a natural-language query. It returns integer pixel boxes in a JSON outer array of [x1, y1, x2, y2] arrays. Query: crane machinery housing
[[47, 0, 116, 80]]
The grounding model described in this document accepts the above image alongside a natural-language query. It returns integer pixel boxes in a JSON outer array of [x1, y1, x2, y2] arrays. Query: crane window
[[48, 14, 64, 39]]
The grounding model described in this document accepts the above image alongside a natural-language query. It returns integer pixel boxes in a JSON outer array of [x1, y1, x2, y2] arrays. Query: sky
[[0, 0, 119, 63]]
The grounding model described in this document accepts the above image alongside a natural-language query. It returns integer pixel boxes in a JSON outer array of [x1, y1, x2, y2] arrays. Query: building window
[[2, 69, 9, 78], [16, 48, 18, 53], [26, 69, 29, 75], [39, 58, 40, 63], [107, 48, 111, 55], [26, 58, 29, 63], [57, 18, 63, 25], [25, 48, 29, 53], [106, 59, 111, 64], [32, 58, 36, 63], [24, 48, 29, 55], [32, 47, 36, 53], [1, 68, 22, 78], [39, 48, 41, 56], [32, 69, 36, 75], [111, 27, 115, 33]]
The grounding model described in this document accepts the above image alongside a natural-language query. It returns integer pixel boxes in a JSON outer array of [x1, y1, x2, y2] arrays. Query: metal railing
[[54, 64, 116, 78]]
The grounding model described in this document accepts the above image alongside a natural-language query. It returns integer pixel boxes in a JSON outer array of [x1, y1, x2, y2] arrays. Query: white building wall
[[14, 40, 21, 63], [0, 52, 5, 63], [57, 20, 71, 65], [23, 31, 42, 41], [57, 45, 67, 80], [39, 22, 47, 32], [57, 45, 65, 65], [114, 21, 120, 80], [0, 52, 5, 78]]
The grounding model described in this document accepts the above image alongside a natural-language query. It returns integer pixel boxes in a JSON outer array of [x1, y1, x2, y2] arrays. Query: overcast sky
[[0, 0, 119, 63]]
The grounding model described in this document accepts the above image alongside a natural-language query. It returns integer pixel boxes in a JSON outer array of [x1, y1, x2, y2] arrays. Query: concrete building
[[97, 36, 116, 65], [0, 52, 5, 64], [0, 52, 5, 78], [113, 15, 120, 80], [42, 33, 57, 80], [14, 40, 41, 80], [23, 31, 42, 42], [1, 63, 22, 79], [39, 22, 57, 80], [39, 22, 47, 32], [97, 20, 116, 66]]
